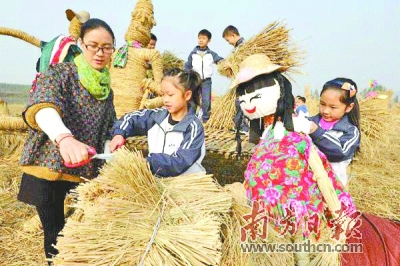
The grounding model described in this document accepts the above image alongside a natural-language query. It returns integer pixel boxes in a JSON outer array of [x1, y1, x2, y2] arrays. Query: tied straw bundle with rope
[[207, 21, 305, 130], [53, 148, 232, 265]]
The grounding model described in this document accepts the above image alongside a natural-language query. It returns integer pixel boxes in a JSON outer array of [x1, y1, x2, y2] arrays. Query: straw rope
[[0, 27, 40, 47], [68, 17, 82, 40], [138, 199, 166, 266], [124, 0, 156, 46], [110, 48, 163, 117]]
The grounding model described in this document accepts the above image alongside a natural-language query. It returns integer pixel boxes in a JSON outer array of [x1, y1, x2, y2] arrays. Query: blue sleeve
[[147, 121, 205, 177], [111, 109, 156, 138], [210, 51, 223, 63], [310, 125, 360, 162], [184, 51, 194, 71]]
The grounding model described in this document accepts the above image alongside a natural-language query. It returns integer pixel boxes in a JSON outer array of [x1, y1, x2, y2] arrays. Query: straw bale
[[110, 48, 163, 117], [218, 21, 305, 79], [54, 148, 232, 265], [0, 26, 41, 47]]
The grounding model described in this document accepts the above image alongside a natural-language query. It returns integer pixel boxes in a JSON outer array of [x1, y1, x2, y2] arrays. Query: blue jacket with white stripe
[[111, 108, 206, 177], [309, 114, 360, 162]]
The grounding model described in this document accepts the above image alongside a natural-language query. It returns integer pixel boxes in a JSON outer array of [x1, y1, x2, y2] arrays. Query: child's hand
[[292, 116, 311, 134], [309, 121, 319, 134], [109, 135, 126, 153]]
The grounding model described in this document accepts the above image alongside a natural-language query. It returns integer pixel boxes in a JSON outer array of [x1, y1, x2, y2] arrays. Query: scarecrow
[[229, 53, 358, 266], [109, 0, 164, 117]]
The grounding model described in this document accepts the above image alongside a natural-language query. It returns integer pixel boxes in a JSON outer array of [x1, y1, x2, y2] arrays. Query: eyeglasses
[[83, 43, 115, 55]]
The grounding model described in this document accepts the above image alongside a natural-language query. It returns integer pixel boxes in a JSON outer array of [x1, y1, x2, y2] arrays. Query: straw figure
[[109, 0, 164, 117], [229, 54, 358, 266], [53, 148, 232, 265], [207, 21, 304, 130]]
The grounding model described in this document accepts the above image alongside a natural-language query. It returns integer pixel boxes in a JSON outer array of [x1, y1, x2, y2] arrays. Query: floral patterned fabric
[[20, 62, 116, 181], [244, 128, 356, 238]]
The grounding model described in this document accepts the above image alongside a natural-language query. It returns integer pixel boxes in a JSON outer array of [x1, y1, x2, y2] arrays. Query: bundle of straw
[[221, 182, 294, 265], [110, 48, 163, 117], [54, 148, 232, 265], [358, 91, 392, 161], [218, 21, 304, 79], [161, 50, 185, 70], [0, 27, 41, 47], [206, 88, 237, 130]]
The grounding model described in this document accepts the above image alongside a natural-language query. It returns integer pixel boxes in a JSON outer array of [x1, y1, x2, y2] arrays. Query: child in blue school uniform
[[110, 68, 206, 177], [308, 78, 361, 186], [184, 29, 224, 122]]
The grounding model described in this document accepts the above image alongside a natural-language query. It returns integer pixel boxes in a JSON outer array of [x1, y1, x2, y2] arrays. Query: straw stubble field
[[1, 94, 400, 265]]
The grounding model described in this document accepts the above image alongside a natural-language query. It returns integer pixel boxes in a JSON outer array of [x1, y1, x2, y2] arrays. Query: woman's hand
[[56, 134, 90, 165], [109, 135, 126, 153]]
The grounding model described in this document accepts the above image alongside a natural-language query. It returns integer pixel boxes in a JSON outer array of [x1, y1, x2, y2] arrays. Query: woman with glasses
[[17, 18, 116, 264]]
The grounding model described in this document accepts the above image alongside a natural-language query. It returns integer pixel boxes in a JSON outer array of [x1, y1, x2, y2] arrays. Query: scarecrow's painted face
[[237, 75, 281, 120]]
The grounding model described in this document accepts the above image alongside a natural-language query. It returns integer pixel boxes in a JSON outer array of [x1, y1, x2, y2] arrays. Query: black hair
[[150, 33, 157, 41], [321, 77, 361, 143], [163, 68, 202, 106], [222, 25, 240, 37], [80, 18, 115, 45], [198, 29, 212, 40], [234, 71, 294, 157], [236, 72, 294, 131], [296, 96, 306, 103]]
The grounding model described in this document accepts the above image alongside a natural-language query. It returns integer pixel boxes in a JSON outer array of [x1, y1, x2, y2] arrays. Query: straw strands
[[54, 148, 232, 265], [161, 50, 185, 70], [206, 89, 237, 130], [218, 21, 305, 79]]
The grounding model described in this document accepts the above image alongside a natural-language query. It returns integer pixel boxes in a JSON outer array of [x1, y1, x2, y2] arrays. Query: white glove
[[292, 116, 312, 134]]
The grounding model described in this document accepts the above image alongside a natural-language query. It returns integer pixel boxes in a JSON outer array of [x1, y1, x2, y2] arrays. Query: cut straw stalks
[[54, 148, 232, 265], [206, 89, 237, 130]]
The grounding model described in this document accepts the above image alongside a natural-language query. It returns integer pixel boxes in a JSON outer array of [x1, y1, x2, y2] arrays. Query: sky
[[0, 0, 399, 96]]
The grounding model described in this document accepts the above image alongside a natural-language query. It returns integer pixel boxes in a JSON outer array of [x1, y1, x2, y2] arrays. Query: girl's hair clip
[[341, 82, 357, 97]]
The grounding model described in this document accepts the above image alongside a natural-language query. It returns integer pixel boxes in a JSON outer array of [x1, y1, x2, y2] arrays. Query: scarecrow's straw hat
[[65, 9, 90, 23], [230, 53, 286, 90]]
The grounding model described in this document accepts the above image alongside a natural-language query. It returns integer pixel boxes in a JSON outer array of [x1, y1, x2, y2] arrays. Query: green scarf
[[74, 54, 111, 100]]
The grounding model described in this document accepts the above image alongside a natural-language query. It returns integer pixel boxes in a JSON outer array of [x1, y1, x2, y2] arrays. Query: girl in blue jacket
[[309, 77, 361, 186], [110, 68, 206, 177]]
